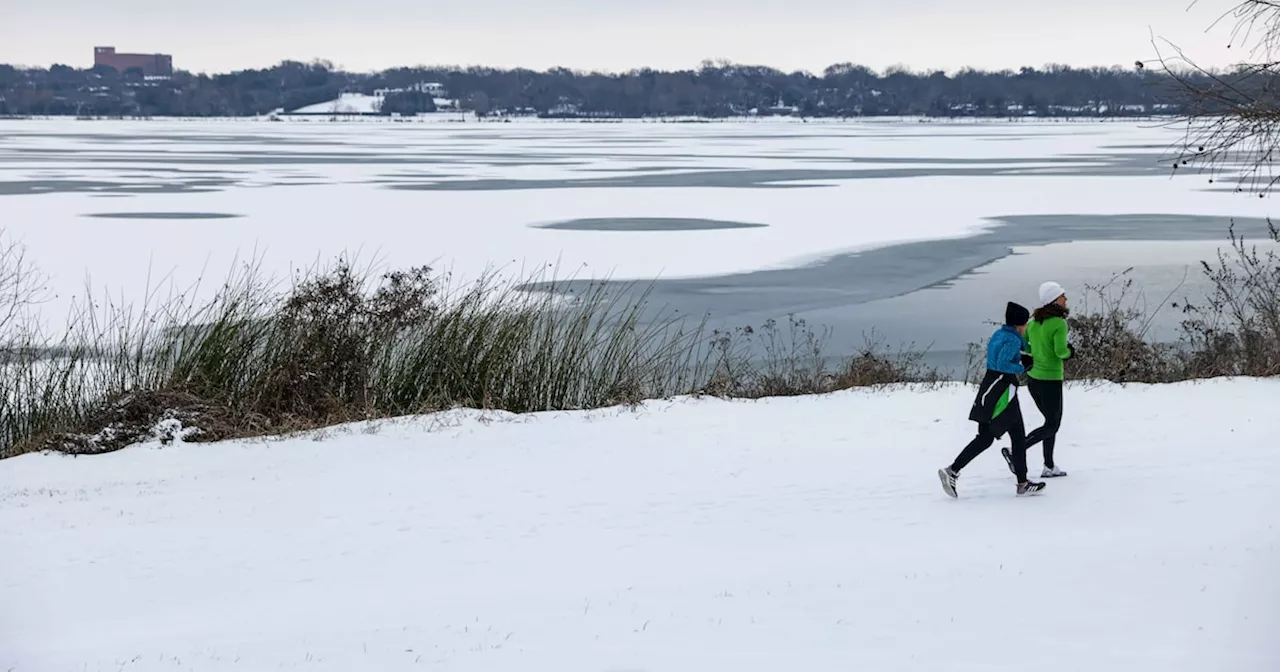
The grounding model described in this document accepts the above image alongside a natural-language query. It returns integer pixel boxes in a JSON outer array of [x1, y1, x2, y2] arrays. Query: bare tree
[[1150, 4, 1280, 378], [1156, 1, 1280, 194], [0, 230, 50, 341]]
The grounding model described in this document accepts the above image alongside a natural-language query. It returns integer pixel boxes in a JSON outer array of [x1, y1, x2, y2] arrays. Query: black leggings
[[1025, 378, 1064, 468], [950, 407, 1028, 482]]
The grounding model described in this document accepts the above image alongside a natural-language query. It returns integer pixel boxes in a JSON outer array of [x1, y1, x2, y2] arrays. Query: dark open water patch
[[4, 147, 582, 168], [4, 145, 1162, 175], [575, 166, 732, 173], [523, 213, 1275, 311], [0, 179, 234, 196], [385, 153, 1168, 191], [519, 213, 1276, 372], [83, 212, 244, 220], [8, 133, 351, 147], [535, 217, 767, 232]]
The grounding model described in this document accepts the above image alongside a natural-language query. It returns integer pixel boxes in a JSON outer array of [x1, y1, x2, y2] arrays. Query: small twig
[[1137, 266, 1191, 338]]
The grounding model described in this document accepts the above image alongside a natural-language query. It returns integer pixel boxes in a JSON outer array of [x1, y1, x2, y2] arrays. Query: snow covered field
[[3, 379, 1278, 671], [1, 118, 1272, 331]]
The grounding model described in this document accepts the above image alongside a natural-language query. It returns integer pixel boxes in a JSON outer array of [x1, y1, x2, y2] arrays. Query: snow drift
[[2, 379, 1278, 671]]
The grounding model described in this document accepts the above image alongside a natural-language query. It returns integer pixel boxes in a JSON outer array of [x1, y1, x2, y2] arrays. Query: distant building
[[94, 47, 173, 77], [372, 82, 456, 109], [373, 82, 446, 97]]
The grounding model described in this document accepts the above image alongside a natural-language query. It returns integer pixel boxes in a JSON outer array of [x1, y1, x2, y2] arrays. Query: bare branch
[[0, 230, 51, 342], [1155, 3, 1280, 195]]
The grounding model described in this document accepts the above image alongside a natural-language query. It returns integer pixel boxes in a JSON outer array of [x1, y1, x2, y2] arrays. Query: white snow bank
[[287, 93, 383, 115], [2, 379, 1278, 671], [283, 93, 457, 115]]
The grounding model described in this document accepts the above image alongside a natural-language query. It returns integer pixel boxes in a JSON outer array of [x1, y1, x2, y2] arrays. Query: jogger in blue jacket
[[939, 302, 1046, 498]]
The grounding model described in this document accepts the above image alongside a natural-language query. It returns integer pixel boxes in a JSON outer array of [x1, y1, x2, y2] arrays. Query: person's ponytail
[[1032, 302, 1069, 323]]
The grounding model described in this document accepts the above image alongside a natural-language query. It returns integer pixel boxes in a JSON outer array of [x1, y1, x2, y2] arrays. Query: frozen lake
[[2, 117, 1275, 373]]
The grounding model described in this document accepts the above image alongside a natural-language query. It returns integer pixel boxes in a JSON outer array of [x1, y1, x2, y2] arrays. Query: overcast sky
[[0, 0, 1253, 74]]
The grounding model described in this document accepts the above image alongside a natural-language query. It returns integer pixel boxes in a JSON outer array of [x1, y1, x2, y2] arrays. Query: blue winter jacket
[[985, 325, 1028, 375]]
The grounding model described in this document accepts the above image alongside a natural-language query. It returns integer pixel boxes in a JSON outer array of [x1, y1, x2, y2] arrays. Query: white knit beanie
[[1038, 281, 1066, 306]]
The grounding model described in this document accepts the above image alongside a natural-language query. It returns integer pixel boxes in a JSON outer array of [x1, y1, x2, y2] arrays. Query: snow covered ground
[[3, 378, 1278, 671]]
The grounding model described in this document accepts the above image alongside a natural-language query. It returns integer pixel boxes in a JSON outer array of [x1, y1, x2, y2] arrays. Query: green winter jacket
[[1026, 312, 1071, 381]]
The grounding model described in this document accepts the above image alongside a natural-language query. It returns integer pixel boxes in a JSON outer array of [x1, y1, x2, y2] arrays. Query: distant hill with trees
[[0, 58, 1208, 119]]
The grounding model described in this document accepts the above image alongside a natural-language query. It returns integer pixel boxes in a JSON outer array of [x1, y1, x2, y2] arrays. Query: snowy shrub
[[702, 318, 941, 396], [1066, 273, 1185, 384], [1178, 220, 1280, 378], [1060, 220, 1280, 383]]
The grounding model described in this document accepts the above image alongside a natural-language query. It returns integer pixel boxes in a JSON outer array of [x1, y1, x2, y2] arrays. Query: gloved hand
[[1065, 344, 1078, 360], [1021, 353, 1034, 369]]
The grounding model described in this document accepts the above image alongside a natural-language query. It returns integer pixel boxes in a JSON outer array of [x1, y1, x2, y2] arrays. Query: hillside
[[0, 61, 1194, 118], [2, 380, 1278, 671]]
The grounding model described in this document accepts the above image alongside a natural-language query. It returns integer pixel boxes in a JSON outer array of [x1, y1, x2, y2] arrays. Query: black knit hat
[[1005, 302, 1030, 326]]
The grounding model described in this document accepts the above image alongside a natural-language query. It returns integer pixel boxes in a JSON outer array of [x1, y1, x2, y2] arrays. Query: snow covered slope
[[2, 380, 1278, 671], [287, 93, 384, 115]]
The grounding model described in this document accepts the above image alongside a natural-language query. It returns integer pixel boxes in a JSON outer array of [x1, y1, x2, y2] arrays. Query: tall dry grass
[[0, 247, 938, 458]]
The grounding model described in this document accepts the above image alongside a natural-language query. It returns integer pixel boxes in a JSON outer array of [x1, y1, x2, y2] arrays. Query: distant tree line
[[0, 58, 1211, 119]]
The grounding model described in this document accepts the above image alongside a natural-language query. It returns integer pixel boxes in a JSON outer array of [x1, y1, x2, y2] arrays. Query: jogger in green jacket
[[1023, 281, 1072, 478]]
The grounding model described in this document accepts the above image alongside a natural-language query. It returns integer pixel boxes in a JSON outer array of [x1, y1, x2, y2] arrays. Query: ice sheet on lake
[[0, 118, 1269, 328]]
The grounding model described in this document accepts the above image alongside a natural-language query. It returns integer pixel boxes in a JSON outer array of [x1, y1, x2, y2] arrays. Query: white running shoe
[[1041, 466, 1068, 478]]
